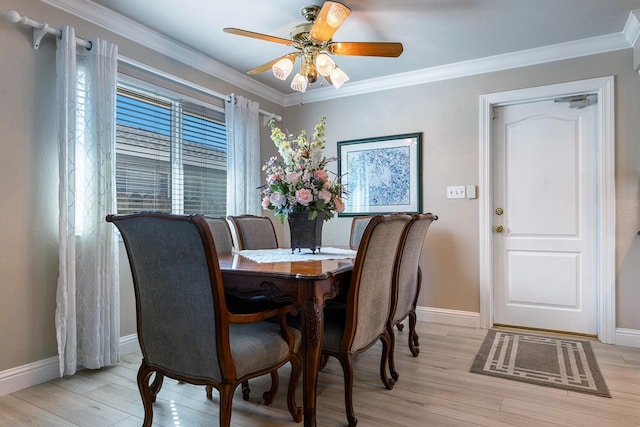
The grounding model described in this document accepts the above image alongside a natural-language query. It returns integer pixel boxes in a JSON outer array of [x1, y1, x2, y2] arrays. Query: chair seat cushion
[[229, 321, 301, 378]]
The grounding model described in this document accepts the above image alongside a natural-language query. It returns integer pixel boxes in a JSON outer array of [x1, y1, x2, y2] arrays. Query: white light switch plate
[[447, 186, 466, 199], [466, 185, 477, 199]]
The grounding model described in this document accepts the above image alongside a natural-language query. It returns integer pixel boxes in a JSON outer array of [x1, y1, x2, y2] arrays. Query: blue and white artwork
[[338, 132, 422, 215], [345, 146, 410, 209]]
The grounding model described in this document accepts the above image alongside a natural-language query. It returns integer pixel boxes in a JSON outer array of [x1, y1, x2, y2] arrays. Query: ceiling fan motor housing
[[290, 23, 315, 44], [301, 5, 321, 22]]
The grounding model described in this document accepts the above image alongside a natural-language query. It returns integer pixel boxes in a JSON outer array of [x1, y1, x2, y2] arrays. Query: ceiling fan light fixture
[[291, 72, 308, 93], [315, 53, 335, 77], [309, 2, 351, 42], [330, 66, 349, 89], [326, 3, 350, 28], [272, 57, 294, 80], [224, 1, 402, 93]]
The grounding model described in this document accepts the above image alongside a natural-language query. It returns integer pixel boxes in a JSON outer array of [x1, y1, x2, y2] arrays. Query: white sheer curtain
[[55, 26, 120, 376], [225, 94, 261, 215]]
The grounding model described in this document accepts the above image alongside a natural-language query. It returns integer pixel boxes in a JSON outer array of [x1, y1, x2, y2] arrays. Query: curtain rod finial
[[5, 10, 22, 23]]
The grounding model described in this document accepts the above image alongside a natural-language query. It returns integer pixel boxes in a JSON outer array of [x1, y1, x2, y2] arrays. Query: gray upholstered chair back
[[349, 215, 373, 250], [205, 216, 235, 254], [349, 214, 412, 352], [392, 213, 438, 323], [109, 213, 224, 382], [227, 215, 278, 250]]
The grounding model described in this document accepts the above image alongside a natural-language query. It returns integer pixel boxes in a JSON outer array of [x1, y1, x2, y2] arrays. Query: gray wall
[[0, 0, 638, 377], [280, 51, 640, 326]]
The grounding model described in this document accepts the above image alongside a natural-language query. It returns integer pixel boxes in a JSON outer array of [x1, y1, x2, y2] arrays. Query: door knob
[[495, 225, 504, 232]]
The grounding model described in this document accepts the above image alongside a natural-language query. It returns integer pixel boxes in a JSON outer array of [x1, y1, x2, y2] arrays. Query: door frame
[[478, 76, 616, 344]]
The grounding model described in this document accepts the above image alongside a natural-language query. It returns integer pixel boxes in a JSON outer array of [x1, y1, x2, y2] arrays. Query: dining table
[[217, 248, 356, 427]]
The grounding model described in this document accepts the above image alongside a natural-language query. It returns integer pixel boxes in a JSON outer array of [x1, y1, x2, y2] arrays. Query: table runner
[[235, 247, 357, 263]]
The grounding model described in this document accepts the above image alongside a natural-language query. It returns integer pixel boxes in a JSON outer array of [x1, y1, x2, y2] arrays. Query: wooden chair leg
[[241, 380, 251, 401], [319, 353, 330, 370], [148, 372, 164, 403], [262, 371, 279, 405], [218, 383, 235, 427], [137, 361, 156, 427], [337, 354, 358, 427], [408, 310, 420, 356], [387, 323, 399, 382], [379, 332, 395, 390], [286, 356, 303, 422]]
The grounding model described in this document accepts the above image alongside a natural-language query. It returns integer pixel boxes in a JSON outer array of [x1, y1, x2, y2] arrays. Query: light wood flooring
[[1, 322, 640, 426]]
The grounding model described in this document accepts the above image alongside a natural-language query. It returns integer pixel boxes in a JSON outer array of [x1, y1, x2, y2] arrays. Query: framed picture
[[337, 132, 422, 216]]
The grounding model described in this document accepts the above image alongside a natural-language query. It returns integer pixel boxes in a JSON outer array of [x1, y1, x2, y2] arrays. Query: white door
[[492, 97, 598, 335]]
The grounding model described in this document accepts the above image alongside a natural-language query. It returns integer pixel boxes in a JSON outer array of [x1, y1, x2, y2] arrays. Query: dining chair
[[204, 215, 264, 404], [348, 215, 373, 250], [227, 214, 278, 250], [321, 213, 412, 427], [204, 216, 235, 254], [204, 215, 287, 402], [386, 213, 438, 382], [106, 212, 302, 427]]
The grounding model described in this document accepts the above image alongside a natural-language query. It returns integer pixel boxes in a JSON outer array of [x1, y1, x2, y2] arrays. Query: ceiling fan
[[223, 1, 404, 92]]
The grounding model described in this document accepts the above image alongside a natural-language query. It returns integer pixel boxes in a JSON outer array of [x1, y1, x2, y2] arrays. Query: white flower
[[270, 192, 287, 208]]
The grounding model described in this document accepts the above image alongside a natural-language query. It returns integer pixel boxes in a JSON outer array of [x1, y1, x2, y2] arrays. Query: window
[[115, 85, 227, 216]]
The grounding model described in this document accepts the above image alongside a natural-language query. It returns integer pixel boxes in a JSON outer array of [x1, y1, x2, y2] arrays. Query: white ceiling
[[46, 0, 640, 101]]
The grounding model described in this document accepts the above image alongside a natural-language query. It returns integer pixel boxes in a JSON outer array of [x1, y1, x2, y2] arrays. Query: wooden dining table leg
[[299, 293, 324, 427], [219, 258, 348, 427]]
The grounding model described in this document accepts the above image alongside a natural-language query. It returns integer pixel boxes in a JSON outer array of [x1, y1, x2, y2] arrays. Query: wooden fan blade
[[247, 53, 299, 75], [328, 41, 404, 57], [223, 28, 292, 46], [310, 1, 351, 42]]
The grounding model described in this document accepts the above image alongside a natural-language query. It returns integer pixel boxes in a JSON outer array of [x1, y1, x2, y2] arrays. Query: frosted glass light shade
[[272, 58, 294, 80], [315, 53, 335, 77], [291, 73, 308, 92], [330, 67, 349, 89], [327, 3, 350, 28]]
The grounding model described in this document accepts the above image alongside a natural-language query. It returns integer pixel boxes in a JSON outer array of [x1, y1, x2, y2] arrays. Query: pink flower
[[286, 171, 300, 185], [261, 196, 271, 209], [268, 173, 282, 183], [314, 169, 328, 181], [318, 189, 332, 203], [334, 198, 345, 213], [295, 189, 313, 206]]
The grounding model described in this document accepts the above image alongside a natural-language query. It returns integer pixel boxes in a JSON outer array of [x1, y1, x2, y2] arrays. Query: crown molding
[[39, 0, 636, 107], [287, 32, 631, 106], [624, 9, 640, 72], [624, 9, 640, 47], [40, 0, 286, 106]]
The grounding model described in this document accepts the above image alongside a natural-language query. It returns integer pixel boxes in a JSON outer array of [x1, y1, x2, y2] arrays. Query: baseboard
[[0, 356, 59, 397], [0, 334, 140, 397], [413, 306, 640, 348], [615, 328, 640, 348], [416, 306, 481, 328], [119, 333, 141, 355]]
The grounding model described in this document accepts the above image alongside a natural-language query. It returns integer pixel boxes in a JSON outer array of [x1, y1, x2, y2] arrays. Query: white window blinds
[[115, 85, 227, 215]]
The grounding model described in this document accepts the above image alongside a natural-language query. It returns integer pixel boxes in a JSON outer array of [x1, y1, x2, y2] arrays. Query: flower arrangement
[[261, 116, 345, 222]]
